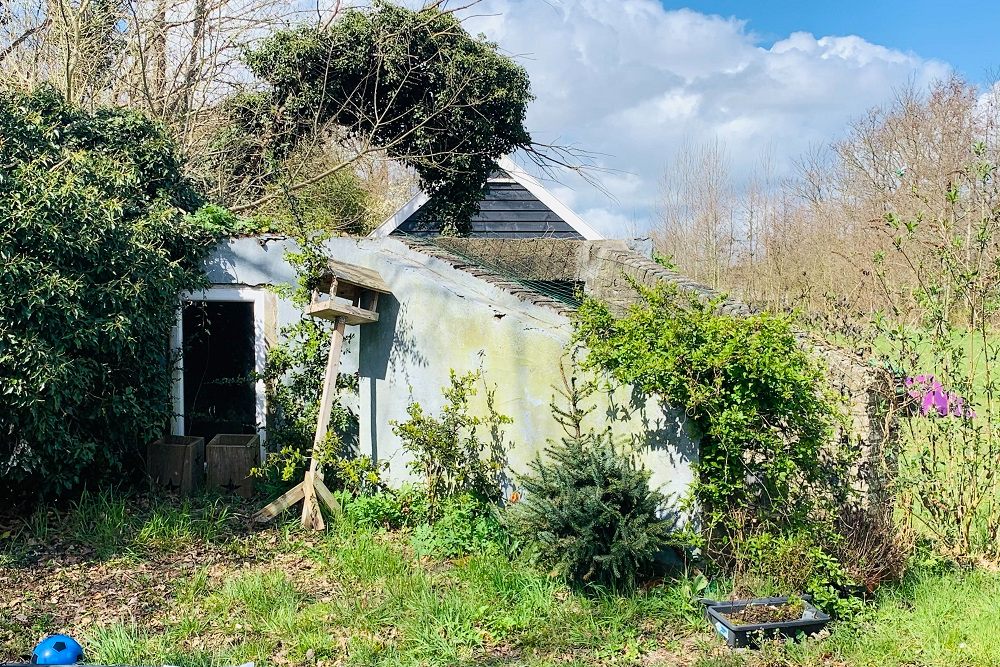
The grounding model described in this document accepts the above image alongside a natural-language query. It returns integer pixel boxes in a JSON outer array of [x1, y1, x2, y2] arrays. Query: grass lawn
[[2, 491, 999, 667]]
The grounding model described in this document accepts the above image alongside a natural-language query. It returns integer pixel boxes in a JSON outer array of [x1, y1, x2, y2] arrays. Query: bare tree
[[655, 138, 737, 288]]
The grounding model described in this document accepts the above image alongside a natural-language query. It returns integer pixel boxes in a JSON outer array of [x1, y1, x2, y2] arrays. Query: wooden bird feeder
[[254, 259, 391, 530]]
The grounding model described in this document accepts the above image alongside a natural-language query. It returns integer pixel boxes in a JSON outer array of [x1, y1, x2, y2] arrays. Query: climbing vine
[[253, 189, 364, 489], [573, 283, 843, 542]]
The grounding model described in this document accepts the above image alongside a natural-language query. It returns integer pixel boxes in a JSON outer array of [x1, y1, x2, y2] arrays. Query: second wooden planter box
[[206, 434, 261, 498]]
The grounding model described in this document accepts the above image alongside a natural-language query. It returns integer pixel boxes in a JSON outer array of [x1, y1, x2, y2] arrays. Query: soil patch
[[722, 598, 805, 625]]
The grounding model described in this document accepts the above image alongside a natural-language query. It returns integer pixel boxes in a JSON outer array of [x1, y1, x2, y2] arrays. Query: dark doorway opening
[[182, 300, 257, 442]]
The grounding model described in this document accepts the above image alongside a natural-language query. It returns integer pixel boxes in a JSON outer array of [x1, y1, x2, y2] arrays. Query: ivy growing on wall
[[253, 206, 362, 489], [572, 283, 843, 543]]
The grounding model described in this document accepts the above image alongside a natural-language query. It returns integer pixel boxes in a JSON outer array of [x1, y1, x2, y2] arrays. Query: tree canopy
[[216, 1, 534, 230]]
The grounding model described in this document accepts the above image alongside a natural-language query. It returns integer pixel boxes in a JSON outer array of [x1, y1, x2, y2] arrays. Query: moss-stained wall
[[204, 236, 698, 505]]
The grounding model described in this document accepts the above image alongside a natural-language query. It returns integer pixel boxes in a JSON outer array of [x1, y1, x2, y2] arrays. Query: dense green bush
[[0, 87, 232, 498], [510, 367, 679, 590], [411, 494, 507, 559], [574, 283, 842, 538], [218, 1, 533, 229], [342, 485, 431, 531]]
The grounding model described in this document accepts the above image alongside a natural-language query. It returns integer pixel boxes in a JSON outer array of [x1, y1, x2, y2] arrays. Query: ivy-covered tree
[[214, 1, 534, 231], [0, 86, 231, 498]]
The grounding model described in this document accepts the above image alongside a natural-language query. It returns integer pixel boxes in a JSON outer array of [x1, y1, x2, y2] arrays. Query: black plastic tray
[[701, 595, 830, 648]]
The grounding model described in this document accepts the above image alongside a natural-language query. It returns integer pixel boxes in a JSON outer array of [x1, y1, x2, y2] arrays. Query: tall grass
[[832, 568, 1000, 667], [75, 519, 707, 667], [9, 489, 234, 559]]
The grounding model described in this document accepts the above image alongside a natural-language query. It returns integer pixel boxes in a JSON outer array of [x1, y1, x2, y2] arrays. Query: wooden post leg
[[253, 482, 306, 523], [314, 476, 343, 516], [301, 471, 326, 531], [299, 315, 347, 530], [255, 315, 349, 529]]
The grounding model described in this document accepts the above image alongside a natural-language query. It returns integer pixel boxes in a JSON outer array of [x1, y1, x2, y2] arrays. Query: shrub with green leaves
[[731, 531, 862, 617], [574, 283, 841, 537], [255, 317, 358, 486], [391, 370, 511, 516], [0, 87, 231, 498], [343, 485, 431, 531], [219, 1, 533, 229], [411, 494, 507, 559]]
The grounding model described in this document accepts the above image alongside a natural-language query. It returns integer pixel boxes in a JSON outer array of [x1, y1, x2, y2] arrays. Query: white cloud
[[455, 0, 951, 238]]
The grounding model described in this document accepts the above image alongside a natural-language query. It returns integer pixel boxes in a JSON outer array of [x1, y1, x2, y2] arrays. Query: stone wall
[[810, 342, 899, 505]]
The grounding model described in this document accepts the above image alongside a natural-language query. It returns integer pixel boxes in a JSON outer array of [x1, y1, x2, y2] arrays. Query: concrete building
[[173, 166, 895, 507]]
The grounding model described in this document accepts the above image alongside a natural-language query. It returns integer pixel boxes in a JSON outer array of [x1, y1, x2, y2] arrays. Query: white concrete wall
[[204, 237, 697, 504]]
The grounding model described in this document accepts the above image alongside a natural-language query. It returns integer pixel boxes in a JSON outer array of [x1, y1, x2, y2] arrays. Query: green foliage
[[871, 146, 1000, 561], [732, 532, 862, 618], [341, 487, 505, 558], [255, 317, 357, 486], [226, 1, 533, 229], [254, 199, 360, 489], [329, 454, 388, 497], [255, 152, 378, 236], [0, 87, 232, 498], [411, 494, 507, 559], [342, 485, 431, 531], [573, 283, 841, 536], [511, 435, 677, 590], [7, 489, 233, 560], [510, 365, 680, 590], [391, 370, 511, 516]]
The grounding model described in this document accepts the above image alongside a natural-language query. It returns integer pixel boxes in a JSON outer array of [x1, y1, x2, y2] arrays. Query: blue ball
[[31, 635, 83, 665]]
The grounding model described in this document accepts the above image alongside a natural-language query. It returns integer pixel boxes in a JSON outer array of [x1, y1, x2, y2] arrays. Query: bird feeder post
[[254, 261, 390, 529]]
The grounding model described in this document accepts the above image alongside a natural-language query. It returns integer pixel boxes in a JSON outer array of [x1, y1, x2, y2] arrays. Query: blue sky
[[460, 0, 979, 236], [664, 1, 1000, 82]]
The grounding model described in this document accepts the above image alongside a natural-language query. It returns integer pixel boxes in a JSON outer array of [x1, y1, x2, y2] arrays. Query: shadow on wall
[[359, 292, 429, 459], [604, 385, 699, 469], [203, 239, 297, 286]]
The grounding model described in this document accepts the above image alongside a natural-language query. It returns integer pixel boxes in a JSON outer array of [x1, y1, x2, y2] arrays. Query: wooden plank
[[483, 185, 538, 200], [470, 211, 565, 223], [467, 222, 574, 234], [306, 300, 379, 325], [312, 316, 347, 454], [314, 477, 343, 516], [206, 433, 260, 498], [477, 199, 551, 211], [300, 472, 325, 530], [325, 260, 391, 293], [472, 231, 584, 239], [253, 482, 305, 523]]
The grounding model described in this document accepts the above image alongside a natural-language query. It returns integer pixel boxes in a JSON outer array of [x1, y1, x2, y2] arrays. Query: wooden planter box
[[147, 435, 205, 495], [206, 434, 261, 498]]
